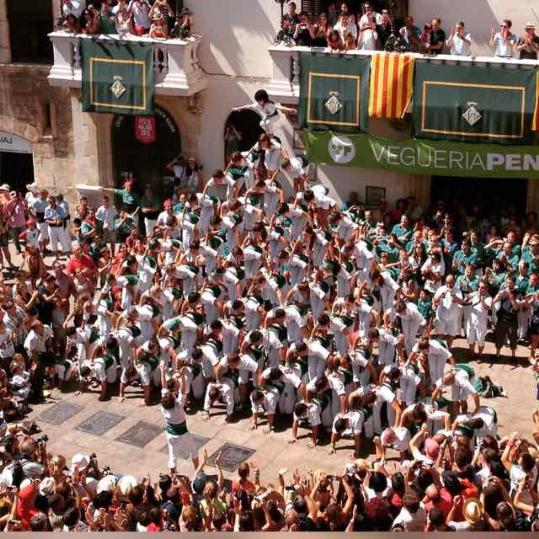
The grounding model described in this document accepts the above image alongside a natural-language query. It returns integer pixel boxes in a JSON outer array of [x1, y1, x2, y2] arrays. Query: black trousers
[[495, 315, 518, 350]]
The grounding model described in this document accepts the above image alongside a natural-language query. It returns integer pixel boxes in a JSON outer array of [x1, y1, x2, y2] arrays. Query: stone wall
[[0, 64, 78, 200]]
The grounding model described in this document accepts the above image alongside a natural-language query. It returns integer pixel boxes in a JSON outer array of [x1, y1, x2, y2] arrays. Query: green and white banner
[[413, 62, 537, 145], [299, 53, 370, 133], [81, 39, 154, 115], [305, 131, 539, 178]]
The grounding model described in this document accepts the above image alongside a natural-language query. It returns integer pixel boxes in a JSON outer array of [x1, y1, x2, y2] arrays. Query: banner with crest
[[81, 38, 154, 116], [299, 53, 370, 133], [413, 62, 536, 145]]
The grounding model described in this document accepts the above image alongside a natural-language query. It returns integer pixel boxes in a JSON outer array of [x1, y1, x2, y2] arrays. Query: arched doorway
[[111, 105, 181, 198], [224, 110, 264, 164], [0, 132, 34, 193]]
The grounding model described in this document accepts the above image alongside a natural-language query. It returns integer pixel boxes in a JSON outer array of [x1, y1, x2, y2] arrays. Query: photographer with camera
[[446, 21, 472, 56]]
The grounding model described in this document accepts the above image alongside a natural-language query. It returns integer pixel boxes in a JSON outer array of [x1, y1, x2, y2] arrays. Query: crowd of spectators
[[0, 89, 537, 531], [60, 0, 193, 39], [275, 1, 539, 59]]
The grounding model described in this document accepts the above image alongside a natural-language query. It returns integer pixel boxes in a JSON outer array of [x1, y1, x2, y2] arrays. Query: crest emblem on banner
[[111, 76, 127, 99], [328, 134, 355, 164], [462, 101, 482, 126], [134, 116, 156, 144], [324, 91, 343, 115]]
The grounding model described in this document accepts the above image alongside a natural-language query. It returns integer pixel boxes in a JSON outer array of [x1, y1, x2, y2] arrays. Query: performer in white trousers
[[161, 367, 199, 473]]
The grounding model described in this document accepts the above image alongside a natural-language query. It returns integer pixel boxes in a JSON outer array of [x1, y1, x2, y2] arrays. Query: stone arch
[[0, 115, 40, 144]]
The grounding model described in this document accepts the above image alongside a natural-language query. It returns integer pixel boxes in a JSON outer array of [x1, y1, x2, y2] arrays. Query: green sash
[[165, 422, 188, 436]]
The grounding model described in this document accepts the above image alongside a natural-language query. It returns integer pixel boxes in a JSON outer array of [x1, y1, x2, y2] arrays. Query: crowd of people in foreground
[[0, 87, 539, 530], [276, 1, 539, 58]]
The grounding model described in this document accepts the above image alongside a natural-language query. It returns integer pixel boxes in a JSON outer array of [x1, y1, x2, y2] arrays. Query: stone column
[[70, 90, 102, 187], [0, 0, 11, 63]]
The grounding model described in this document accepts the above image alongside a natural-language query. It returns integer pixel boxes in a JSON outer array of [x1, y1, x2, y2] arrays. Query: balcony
[[267, 45, 539, 104], [48, 31, 207, 97]]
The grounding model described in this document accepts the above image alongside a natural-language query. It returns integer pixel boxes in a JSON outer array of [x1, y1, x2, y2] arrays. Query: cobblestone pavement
[[26, 337, 537, 482]]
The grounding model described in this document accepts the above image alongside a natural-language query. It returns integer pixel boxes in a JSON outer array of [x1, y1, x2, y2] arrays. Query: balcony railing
[[267, 45, 539, 103], [48, 31, 207, 97]]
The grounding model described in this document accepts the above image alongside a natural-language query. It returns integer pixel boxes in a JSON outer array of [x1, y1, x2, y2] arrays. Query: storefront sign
[[305, 131, 539, 178], [0, 132, 32, 154], [134, 116, 157, 144]]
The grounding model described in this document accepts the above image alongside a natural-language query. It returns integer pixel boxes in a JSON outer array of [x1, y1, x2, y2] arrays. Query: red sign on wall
[[134, 116, 156, 144]]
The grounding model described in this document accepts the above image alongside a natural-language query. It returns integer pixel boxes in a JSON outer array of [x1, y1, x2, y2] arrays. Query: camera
[[35, 434, 48, 445]]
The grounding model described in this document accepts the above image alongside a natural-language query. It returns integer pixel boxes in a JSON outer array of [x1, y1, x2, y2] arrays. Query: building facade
[[0, 0, 538, 211]]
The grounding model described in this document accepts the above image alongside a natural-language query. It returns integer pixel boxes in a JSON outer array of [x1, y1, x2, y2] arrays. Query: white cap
[[96, 475, 118, 494], [39, 476, 56, 496], [117, 475, 138, 497], [70, 453, 90, 472]]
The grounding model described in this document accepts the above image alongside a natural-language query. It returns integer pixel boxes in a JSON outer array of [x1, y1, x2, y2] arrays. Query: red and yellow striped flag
[[533, 71, 539, 131], [369, 54, 415, 119]]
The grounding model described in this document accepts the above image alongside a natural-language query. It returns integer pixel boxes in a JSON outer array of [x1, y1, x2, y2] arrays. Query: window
[[7, 0, 53, 63]]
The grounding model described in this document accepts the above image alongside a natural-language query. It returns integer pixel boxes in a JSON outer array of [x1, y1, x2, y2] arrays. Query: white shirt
[[96, 205, 118, 230], [128, 0, 151, 28], [24, 326, 53, 355], [161, 393, 187, 426], [332, 410, 363, 436], [63, 0, 85, 18], [492, 32, 517, 57], [392, 505, 426, 531], [333, 21, 358, 42], [446, 32, 472, 56], [358, 29, 378, 50], [359, 12, 383, 27]]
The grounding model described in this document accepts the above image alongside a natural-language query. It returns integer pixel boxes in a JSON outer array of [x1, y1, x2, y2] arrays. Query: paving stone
[[207, 442, 255, 472], [161, 433, 210, 459], [38, 401, 84, 425], [76, 411, 125, 436], [116, 421, 162, 448]]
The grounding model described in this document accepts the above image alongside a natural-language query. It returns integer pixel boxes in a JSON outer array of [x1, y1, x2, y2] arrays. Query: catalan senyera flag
[[533, 71, 539, 131], [369, 54, 414, 119]]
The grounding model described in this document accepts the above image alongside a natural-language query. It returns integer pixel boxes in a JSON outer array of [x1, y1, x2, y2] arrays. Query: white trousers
[[166, 431, 197, 469]]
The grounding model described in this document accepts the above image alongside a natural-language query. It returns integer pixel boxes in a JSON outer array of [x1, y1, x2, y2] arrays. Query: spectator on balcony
[[98, 2, 117, 34], [115, 6, 133, 37], [446, 21, 472, 56], [377, 9, 394, 49], [293, 12, 315, 46], [283, 1, 300, 27], [343, 31, 357, 50], [399, 15, 422, 52], [62, 0, 85, 19], [490, 19, 518, 58], [423, 18, 445, 54], [149, 0, 173, 39], [334, 12, 357, 44], [312, 12, 329, 47], [516, 22, 539, 60], [112, 0, 128, 15], [327, 29, 344, 50], [170, 7, 193, 39], [128, 0, 152, 36], [359, 2, 382, 28], [63, 13, 81, 33], [358, 16, 378, 50], [81, 6, 99, 35]]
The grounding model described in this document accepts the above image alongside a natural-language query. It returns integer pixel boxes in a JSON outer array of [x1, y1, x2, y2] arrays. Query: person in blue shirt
[[44, 195, 67, 257]]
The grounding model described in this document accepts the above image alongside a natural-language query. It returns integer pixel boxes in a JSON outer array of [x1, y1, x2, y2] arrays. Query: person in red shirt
[[16, 482, 40, 530], [231, 462, 256, 496], [65, 243, 97, 277], [423, 484, 453, 520]]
